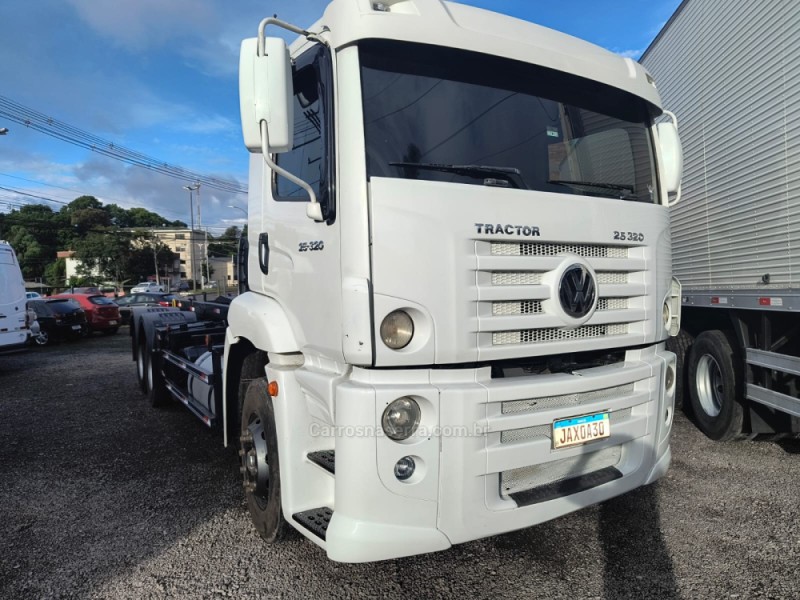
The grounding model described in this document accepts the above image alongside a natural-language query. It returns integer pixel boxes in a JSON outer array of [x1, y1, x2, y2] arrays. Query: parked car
[[27, 298, 88, 345], [26, 291, 41, 299], [170, 281, 190, 292], [114, 292, 185, 325], [53, 293, 121, 335], [131, 282, 165, 293]]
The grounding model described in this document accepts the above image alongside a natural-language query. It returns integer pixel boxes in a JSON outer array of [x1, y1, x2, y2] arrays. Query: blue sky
[[0, 0, 681, 233]]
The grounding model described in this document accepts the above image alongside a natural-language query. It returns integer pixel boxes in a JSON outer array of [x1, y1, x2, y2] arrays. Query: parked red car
[[53, 293, 121, 335]]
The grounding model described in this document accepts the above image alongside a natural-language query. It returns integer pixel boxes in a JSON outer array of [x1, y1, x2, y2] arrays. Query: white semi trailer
[[642, 0, 800, 440], [132, 0, 684, 562]]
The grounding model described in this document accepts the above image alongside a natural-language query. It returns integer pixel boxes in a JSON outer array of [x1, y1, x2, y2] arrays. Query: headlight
[[381, 397, 421, 440], [380, 310, 414, 349], [394, 456, 416, 481]]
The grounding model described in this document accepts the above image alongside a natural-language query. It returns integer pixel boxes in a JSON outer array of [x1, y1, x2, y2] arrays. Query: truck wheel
[[146, 348, 170, 407], [136, 333, 148, 393], [687, 330, 744, 440], [666, 329, 694, 410], [240, 377, 290, 543]]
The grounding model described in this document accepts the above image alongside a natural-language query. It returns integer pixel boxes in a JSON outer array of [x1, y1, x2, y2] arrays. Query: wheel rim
[[696, 354, 724, 417], [241, 415, 270, 508], [35, 331, 49, 345]]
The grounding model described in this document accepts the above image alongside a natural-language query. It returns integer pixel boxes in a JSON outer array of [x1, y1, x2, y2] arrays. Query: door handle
[[258, 233, 270, 275]]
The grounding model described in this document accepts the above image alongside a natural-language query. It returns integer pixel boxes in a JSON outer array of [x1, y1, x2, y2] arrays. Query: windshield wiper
[[390, 162, 528, 189], [548, 179, 635, 196]]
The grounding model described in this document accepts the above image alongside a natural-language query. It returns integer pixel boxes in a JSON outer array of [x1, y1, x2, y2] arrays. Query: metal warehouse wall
[[641, 0, 800, 291]]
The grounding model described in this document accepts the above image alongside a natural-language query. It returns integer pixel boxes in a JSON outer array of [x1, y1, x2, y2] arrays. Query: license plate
[[552, 412, 610, 449], [72, 325, 82, 331], [108, 320, 117, 325]]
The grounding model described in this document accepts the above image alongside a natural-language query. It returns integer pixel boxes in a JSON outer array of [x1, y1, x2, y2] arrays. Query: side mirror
[[239, 37, 294, 154], [656, 112, 683, 206]]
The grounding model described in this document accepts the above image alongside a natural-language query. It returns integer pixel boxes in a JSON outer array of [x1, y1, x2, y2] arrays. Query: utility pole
[[151, 228, 159, 285], [183, 184, 200, 291]]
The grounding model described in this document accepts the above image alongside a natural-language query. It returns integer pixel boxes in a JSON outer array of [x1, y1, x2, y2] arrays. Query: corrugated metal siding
[[642, 0, 800, 290]]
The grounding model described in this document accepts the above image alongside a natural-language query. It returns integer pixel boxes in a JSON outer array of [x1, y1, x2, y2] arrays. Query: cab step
[[307, 450, 335, 474], [293, 507, 333, 540]]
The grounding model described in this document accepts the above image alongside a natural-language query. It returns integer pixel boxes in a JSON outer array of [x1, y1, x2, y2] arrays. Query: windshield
[[360, 40, 659, 203]]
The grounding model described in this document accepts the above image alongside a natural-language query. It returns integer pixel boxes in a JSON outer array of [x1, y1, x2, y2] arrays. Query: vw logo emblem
[[559, 265, 596, 318]]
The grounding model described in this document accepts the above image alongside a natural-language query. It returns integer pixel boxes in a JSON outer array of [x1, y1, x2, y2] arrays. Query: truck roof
[[285, 0, 663, 110]]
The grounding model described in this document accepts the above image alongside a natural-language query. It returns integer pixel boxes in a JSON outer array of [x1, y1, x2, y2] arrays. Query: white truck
[[642, 0, 800, 441], [0, 241, 31, 354], [132, 0, 684, 562]]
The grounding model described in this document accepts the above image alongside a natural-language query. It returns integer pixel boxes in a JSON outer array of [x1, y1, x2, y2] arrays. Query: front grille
[[502, 383, 635, 414], [500, 446, 622, 497], [500, 408, 633, 443], [476, 238, 645, 356], [492, 243, 628, 259], [492, 324, 628, 346]]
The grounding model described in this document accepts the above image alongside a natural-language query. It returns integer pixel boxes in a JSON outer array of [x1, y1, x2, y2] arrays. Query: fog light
[[394, 456, 416, 481], [665, 364, 675, 390], [662, 301, 671, 328], [380, 310, 414, 349], [382, 397, 421, 440]]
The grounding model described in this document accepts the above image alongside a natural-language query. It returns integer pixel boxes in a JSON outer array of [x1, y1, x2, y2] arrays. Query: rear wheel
[[687, 330, 744, 441], [146, 350, 169, 407], [240, 377, 290, 543], [136, 334, 148, 393]]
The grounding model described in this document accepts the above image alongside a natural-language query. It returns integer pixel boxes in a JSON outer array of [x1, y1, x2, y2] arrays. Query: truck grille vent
[[492, 300, 543, 315], [492, 243, 629, 259], [502, 383, 635, 414], [597, 298, 628, 311], [500, 408, 633, 443], [596, 272, 629, 284], [500, 446, 622, 497], [492, 272, 543, 286], [492, 324, 628, 346]]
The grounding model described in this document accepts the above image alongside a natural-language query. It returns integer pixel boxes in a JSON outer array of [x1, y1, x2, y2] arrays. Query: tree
[[74, 231, 132, 283]]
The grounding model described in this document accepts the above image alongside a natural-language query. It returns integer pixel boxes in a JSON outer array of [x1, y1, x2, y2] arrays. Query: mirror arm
[[260, 121, 323, 221], [257, 18, 329, 56]]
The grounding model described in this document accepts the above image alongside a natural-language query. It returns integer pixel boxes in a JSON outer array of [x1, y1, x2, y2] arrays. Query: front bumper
[[326, 343, 675, 562]]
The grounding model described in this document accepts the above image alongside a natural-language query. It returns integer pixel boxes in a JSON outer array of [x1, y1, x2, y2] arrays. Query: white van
[[0, 241, 30, 353]]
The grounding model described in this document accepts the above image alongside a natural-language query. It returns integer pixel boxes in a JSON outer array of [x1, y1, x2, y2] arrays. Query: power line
[[0, 95, 247, 195]]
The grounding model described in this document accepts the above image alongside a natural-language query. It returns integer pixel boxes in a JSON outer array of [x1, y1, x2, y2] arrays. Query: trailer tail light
[[758, 297, 783, 307]]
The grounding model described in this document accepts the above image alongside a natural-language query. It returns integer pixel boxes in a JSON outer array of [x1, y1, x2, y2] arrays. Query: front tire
[[240, 377, 290, 543], [687, 330, 744, 441], [34, 331, 50, 346]]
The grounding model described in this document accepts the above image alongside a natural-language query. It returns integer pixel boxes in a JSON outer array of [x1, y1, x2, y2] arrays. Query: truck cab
[[226, 0, 683, 562]]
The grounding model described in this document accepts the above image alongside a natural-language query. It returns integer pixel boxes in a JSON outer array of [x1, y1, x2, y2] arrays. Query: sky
[[0, 0, 681, 235]]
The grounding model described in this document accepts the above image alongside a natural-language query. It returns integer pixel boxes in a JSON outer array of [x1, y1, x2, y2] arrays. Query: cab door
[[247, 43, 343, 360]]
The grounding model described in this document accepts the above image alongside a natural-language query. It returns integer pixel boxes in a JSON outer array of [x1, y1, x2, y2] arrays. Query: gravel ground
[[1, 333, 798, 599]]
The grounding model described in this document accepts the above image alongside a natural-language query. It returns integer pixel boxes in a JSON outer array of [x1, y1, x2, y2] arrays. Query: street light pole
[[183, 184, 200, 291]]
